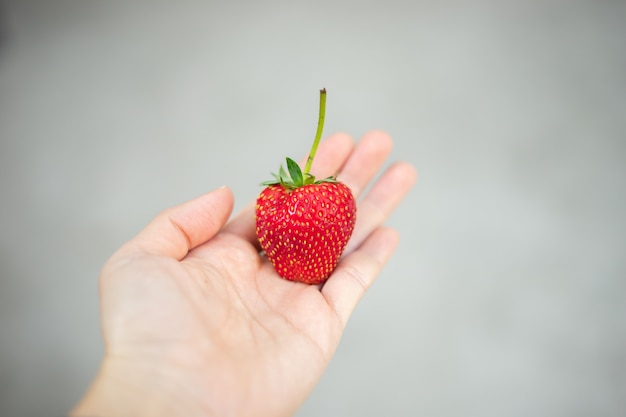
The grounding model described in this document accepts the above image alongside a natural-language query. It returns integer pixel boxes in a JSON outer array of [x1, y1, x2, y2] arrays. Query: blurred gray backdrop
[[1, 1, 625, 416]]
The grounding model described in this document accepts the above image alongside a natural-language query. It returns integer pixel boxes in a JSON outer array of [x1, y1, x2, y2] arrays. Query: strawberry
[[255, 89, 356, 284]]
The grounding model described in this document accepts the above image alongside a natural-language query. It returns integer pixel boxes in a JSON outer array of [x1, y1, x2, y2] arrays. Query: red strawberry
[[255, 89, 356, 284]]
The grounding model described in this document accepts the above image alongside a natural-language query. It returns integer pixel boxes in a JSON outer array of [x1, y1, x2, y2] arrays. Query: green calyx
[[261, 157, 338, 189], [262, 89, 336, 190]]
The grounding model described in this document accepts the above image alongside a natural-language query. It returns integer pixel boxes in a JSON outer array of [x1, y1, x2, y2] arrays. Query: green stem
[[304, 88, 327, 176]]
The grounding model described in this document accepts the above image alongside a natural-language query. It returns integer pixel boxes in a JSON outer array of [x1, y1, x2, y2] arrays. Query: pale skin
[[71, 131, 417, 417]]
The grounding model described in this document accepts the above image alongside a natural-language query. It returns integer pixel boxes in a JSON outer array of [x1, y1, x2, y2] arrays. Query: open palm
[[73, 131, 416, 417]]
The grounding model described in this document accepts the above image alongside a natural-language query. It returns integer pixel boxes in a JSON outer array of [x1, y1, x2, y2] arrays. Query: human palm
[[73, 131, 416, 417]]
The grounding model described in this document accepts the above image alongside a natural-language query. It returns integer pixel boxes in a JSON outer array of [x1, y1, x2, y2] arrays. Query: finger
[[344, 162, 417, 254], [337, 130, 393, 197], [303, 132, 355, 179], [221, 133, 355, 246], [322, 227, 399, 327], [120, 186, 235, 260]]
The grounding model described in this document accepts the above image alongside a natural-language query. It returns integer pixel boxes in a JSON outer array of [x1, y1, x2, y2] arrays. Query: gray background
[[1, 1, 625, 416]]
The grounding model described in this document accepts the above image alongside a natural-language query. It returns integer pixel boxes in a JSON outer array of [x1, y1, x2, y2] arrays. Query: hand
[[71, 131, 417, 417]]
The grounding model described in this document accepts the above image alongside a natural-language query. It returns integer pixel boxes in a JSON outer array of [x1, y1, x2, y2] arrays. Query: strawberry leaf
[[304, 173, 316, 185], [312, 175, 338, 184], [279, 164, 288, 183], [261, 178, 279, 186], [286, 157, 304, 187]]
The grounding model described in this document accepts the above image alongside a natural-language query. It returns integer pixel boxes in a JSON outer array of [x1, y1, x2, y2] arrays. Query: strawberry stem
[[303, 88, 327, 177]]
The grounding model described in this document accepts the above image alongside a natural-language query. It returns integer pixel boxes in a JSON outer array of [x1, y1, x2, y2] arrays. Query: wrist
[[70, 357, 207, 417]]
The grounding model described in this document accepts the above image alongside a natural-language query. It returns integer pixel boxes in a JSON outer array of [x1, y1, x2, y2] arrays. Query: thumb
[[120, 186, 235, 260]]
